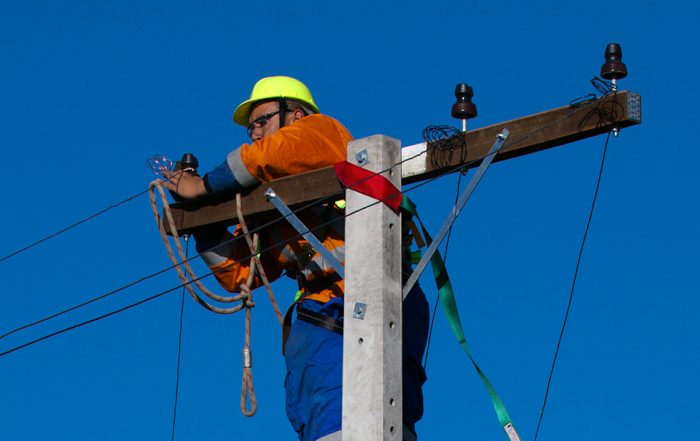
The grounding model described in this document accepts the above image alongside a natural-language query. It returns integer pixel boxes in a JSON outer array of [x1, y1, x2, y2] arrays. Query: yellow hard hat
[[233, 76, 320, 126]]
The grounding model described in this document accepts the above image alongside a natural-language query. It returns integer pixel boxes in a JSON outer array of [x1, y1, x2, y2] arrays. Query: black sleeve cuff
[[202, 174, 214, 194]]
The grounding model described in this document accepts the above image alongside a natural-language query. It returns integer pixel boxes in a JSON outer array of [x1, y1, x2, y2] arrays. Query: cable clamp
[[243, 348, 252, 368]]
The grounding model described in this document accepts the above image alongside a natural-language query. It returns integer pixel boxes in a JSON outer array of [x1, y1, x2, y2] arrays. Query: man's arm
[[161, 114, 350, 199]]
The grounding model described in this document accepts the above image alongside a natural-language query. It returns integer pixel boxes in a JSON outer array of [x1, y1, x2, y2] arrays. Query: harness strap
[[302, 273, 343, 293], [297, 306, 343, 335], [282, 299, 344, 355], [401, 196, 522, 441], [282, 302, 296, 355]]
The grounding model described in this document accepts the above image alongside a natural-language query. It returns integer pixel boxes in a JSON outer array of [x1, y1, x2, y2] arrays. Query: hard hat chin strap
[[278, 99, 288, 130]]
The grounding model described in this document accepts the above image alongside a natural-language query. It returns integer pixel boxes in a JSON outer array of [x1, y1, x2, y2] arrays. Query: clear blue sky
[[1, 1, 697, 440]]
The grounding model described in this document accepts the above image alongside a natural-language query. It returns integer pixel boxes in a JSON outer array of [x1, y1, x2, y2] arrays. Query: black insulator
[[174, 153, 199, 177], [180, 153, 198, 169], [600, 43, 628, 80], [451, 83, 478, 120]]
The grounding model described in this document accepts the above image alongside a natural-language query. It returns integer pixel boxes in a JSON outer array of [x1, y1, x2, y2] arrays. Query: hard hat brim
[[232, 97, 320, 127], [232, 99, 259, 127]]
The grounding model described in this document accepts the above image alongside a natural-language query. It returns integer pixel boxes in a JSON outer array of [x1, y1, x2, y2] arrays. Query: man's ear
[[292, 108, 306, 122]]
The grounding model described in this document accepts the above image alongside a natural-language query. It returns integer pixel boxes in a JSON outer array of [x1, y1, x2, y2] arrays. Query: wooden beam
[[165, 90, 641, 234], [164, 166, 343, 234], [401, 90, 641, 183]]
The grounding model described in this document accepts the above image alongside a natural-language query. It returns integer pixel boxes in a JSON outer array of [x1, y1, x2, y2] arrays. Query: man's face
[[247, 101, 302, 141]]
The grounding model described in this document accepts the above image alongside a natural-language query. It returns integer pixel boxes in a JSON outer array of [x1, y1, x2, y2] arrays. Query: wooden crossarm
[[164, 90, 641, 234]]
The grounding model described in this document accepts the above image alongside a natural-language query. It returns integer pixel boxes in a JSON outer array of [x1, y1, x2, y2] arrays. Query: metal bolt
[[264, 188, 277, 200], [355, 149, 369, 166], [353, 302, 367, 319]]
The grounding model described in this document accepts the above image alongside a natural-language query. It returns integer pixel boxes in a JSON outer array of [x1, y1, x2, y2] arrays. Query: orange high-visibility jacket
[[200, 114, 352, 303]]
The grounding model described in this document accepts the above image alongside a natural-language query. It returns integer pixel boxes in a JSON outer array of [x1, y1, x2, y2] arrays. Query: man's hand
[[159, 170, 208, 199]]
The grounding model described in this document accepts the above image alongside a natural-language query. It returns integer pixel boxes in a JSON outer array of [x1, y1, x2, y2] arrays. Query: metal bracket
[[402, 128, 510, 299], [352, 302, 367, 319], [627, 91, 641, 123], [355, 149, 369, 166], [265, 188, 345, 279]]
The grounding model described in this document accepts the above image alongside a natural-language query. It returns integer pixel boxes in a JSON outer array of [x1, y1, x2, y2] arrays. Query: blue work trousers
[[283, 285, 429, 441]]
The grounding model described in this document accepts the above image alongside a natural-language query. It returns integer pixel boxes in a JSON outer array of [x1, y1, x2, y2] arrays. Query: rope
[[149, 181, 247, 313], [150, 180, 259, 415], [149, 181, 289, 417], [239, 283, 256, 416], [235, 194, 284, 326], [235, 192, 269, 417]]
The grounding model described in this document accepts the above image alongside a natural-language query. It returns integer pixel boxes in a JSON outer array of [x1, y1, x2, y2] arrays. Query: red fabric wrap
[[334, 161, 402, 213]]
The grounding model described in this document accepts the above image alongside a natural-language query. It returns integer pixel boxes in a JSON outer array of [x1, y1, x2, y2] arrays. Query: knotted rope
[[235, 194, 284, 326], [149, 180, 283, 417], [239, 276, 257, 416], [149, 182, 247, 313]]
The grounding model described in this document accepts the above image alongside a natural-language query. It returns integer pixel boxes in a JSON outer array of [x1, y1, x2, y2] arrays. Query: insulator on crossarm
[[175, 153, 199, 175], [451, 83, 477, 132], [600, 43, 628, 91]]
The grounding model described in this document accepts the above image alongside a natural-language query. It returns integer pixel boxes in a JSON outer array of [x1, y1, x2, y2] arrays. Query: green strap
[[401, 197, 521, 441]]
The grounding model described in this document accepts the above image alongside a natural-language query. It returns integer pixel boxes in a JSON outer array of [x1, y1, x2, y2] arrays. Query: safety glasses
[[247, 110, 280, 139]]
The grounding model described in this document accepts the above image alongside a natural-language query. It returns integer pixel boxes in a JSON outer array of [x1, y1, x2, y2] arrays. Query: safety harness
[[281, 201, 345, 354]]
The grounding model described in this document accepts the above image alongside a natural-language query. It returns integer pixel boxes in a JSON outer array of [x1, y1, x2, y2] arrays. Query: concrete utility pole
[[161, 91, 642, 440], [343, 135, 403, 440]]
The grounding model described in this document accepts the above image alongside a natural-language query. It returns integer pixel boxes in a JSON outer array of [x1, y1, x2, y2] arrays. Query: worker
[[160, 76, 429, 441]]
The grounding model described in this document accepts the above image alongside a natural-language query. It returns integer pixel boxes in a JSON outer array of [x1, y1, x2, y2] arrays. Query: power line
[[420, 95, 609, 371], [0, 141, 456, 340], [171, 238, 189, 441], [423, 167, 466, 370], [0, 155, 480, 357], [0, 279, 190, 358], [2, 147, 426, 339], [0, 258, 187, 340], [0, 187, 150, 265], [533, 131, 612, 441], [0, 141, 423, 268]]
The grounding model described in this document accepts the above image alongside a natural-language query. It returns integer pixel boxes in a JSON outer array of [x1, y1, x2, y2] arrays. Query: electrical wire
[[0, 156, 178, 262], [420, 124, 468, 370], [570, 77, 614, 108], [419, 94, 609, 370], [422, 168, 465, 370], [0, 141, 418, 269], [0, 138, 454, 340], [171, 237, 188, 441], [0, 278, 195, 358], [423, 125, 467, 169], [533, 131, 612, 441], [0, 188, 150, 264], [0, 257, 187, 340]]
